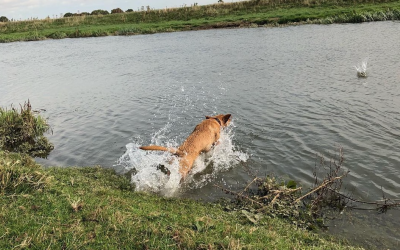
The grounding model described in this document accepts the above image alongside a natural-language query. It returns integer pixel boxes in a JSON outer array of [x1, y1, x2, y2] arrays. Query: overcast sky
[[1, 0, 241, 20]]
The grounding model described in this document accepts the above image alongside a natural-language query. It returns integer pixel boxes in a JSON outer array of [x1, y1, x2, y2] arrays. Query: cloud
[[1, 0, 56, 18], [0, 0, 106, 19]]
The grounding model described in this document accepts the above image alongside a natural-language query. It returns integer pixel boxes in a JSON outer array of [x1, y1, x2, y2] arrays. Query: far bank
[[0, 0, 399, 42]]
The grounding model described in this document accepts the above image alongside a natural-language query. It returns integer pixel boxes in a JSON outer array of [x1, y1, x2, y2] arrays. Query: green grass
[[0, 151, 363, 249], [0, 0, 400, 42]]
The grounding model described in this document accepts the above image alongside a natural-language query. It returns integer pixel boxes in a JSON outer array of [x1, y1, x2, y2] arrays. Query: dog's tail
[[139, 145, 184, 157]]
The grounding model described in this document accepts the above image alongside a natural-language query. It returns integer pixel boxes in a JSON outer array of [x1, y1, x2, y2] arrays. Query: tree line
[[0, 8, 134, 22], [63, 8, 133, 17], [1, 1, 226, 22]]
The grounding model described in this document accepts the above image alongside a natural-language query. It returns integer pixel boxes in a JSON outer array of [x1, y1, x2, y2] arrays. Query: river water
[[1, 21, 399, 248]]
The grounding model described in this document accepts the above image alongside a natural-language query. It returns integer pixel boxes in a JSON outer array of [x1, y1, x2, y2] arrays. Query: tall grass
[[313, 8, 400, 24], [0, 151, 50, 195], [0, 101, 53, 158]]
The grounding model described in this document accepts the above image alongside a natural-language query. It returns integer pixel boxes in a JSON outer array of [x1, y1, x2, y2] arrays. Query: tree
[[91, 9, 109, 15], [126, 9, 134, 12], [111, 8, 124, 14], [0, 16, 9, 22], [64, 12, 73, 17]]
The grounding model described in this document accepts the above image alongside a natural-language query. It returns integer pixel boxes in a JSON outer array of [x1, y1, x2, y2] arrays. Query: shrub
[[0, 16, 9, 22], [48, 31, 67, 39], [91, 9, 110, 15], [0, 101, 54, 158], [111, 8, 124, 14], [63, 12, 73, 17], [24, 31, 46, 41]]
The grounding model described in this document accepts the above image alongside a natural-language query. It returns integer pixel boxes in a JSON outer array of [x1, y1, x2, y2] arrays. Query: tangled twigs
[[301, 147, 352, 214], [294, 174, 348, 204], [216, 147, 399, 229], [325, 187, 400, 213], [239, 177, 259, 196], [257, 187, 302, 213], [258, 187, 302, 200]]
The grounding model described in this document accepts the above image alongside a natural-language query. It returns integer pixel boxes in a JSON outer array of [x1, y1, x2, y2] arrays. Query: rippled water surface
[[1, 21, 400, 248]]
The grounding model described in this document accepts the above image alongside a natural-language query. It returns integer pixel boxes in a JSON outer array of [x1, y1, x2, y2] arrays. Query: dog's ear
[[205, 116, 211, 119], [222, 114, 231, 124]]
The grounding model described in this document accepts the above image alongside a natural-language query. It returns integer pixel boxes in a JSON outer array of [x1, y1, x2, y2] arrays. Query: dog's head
[[206, 114, 231, 127]]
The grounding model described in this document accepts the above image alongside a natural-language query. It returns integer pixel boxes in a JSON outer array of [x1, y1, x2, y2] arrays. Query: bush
[[0, 101, 54, 158], [111, 8, 124, 14], [63, 12, 73, 17], [0, 16, 9, 22], [49, 31, 67, 39], [91, 9, 110, 15]]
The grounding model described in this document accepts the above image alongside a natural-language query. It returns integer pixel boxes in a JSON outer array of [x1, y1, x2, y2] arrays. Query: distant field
[[0, 0, 399, 42]]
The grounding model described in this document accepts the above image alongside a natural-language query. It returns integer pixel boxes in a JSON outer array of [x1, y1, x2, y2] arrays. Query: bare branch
[[294, 173, 348, 204]]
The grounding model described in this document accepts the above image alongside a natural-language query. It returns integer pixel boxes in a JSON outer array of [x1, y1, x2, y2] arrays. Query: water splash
[[115, 122, 248, 196], [355, 59, 368, 78], [183, 124, 248, 190]]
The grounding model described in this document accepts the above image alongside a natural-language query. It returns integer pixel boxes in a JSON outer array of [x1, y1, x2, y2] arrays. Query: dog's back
[[140, 114, 231, 180]]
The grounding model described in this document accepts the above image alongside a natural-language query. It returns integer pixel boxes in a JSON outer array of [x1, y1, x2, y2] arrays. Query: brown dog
[[140, 114, 231, 180]]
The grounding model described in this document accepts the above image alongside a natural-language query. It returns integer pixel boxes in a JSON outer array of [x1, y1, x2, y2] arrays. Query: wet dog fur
[[140, 114, 231, 180]]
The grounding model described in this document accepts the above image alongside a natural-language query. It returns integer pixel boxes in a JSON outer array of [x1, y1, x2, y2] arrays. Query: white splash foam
[[115, 122, 248, 196], [184, 124, 249, 190], [355, 59, 368, 77], [115, 142, 181, 196]]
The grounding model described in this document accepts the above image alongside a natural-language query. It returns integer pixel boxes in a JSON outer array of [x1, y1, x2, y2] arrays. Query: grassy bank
[[1, 0, 400, 42], [0, 151, 363, 249]]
